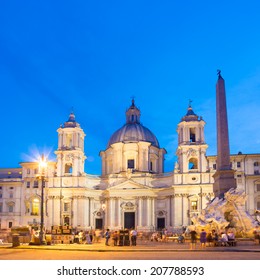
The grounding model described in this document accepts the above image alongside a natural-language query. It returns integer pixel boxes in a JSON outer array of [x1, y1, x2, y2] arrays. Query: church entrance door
[[95, 218, 103, 229], [157, 218, 165, 230], [124, 212, 135, 229]]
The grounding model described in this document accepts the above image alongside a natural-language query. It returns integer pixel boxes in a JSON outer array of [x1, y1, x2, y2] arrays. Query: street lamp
[[38, 154, 47, 245]]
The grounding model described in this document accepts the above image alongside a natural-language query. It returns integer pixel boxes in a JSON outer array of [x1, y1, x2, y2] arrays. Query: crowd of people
[[73, 228, 103, 244], [72, 228, 139, 246], [64, 226, 260, 248], [188, 228, 236, 249]]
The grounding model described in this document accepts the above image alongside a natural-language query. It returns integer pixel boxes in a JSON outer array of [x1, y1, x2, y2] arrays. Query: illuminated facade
[[0, 100, 260, 232]]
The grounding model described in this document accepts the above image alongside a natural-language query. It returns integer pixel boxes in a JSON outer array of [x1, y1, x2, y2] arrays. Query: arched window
[[65, 163, 73, 174], [189, 158, 198, 170], [26, 197, 40, 216], [189, 128, 196, 142]]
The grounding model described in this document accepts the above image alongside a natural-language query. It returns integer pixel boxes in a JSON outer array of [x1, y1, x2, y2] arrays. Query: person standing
[[190, 228, 197, 250], [105, 229, 110, 246], [200, 229, 207, 248], [130, 228, 137, 246], [95, 229, 102, 243], [206, 231, 213, 246], [112, 231, 119, 246]]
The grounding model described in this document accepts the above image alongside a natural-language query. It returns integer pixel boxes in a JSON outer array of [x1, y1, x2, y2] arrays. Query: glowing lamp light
[[39, 154, 47, 169]]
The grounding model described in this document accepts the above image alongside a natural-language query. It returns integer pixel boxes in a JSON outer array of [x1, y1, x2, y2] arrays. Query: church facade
[[0, 100, 260, 232]]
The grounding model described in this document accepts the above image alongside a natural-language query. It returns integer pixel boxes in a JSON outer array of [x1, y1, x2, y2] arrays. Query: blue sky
[[0, 0, 260, 175]]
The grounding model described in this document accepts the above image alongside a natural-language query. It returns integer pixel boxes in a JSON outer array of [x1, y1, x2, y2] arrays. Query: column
[[171, 195, 174, 227], [84, 197, 89, 227], [147, 197, 151, 226], [72, 197, 78, 228], [117, 198, 121, 228], [53, 197, 60, 226], [110, 198, 115, 228], [166, 197, 170, 228], [138, 197, 143, 227], [46, 198, 52, 228], [89, 198, 94, 228], [183, 195, 189, 226], [151, 198, 155, 230]]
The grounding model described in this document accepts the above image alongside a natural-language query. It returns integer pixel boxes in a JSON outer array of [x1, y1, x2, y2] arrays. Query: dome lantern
[[125, 98, 141, 124]]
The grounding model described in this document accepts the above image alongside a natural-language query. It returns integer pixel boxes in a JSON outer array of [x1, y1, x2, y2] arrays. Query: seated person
[[212, 230, 218, 242], [150, 232, 159, 242], [227, 231, 235, 241], [220, 232, 229, 245], [227, 231, 236, 245], [177, 234, 185, 243], [206, 232, 213, 246]]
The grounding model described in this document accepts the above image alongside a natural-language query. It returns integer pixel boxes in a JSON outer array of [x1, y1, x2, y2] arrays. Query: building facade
[[0, 100, 260, 232]]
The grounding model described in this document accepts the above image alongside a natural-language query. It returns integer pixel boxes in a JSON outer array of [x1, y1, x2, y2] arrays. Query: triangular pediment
[[108, 180, 151, 191]]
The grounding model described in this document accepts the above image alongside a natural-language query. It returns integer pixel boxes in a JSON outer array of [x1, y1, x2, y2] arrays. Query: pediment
[[108, 180, 151, 191]]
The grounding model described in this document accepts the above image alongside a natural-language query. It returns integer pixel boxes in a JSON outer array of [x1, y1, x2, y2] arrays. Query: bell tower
[[55, 112, 86, 176], [176, 102, 208, 173]]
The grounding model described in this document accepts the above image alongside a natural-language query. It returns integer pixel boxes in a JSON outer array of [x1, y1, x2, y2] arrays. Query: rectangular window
[[257, 201, 260, 210], [150, 162, 153, 171], [257, 184, 260, 192], [9, 205, 13, 212], [191, 201, 198, 211], [27, 182, 30, 188], [9, 193, 13, 198], [64, 202, 70, 212], [254, 170, 260, 175], [27, 169, 30, 174], [33, 181, 38, 188], [34, 169, 38, 174], [8, 222, 12, 228], [0, 193, 2, 199], [213, 164, 216, 170], [237, 162, 241, 168], [127, 159, 135, 169], [0, 203, 2, 212]]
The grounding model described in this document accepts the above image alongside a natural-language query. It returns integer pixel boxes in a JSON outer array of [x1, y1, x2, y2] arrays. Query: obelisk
[[213, 70, 236, 198]]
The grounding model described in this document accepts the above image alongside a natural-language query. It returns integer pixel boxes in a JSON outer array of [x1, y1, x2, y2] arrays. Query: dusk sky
[[1, 1, 260, 175]]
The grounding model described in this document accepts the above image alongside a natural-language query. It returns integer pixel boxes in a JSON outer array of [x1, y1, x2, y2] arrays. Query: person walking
[[105, 229, 110, 246]]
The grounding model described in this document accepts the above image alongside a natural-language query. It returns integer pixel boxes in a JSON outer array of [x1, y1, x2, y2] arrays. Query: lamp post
[[38, 154, 47, 245]]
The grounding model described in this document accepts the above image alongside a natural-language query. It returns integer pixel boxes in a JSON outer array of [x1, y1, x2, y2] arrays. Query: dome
[[107, 123, 160, 148], [107, 99, 160, 148]]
